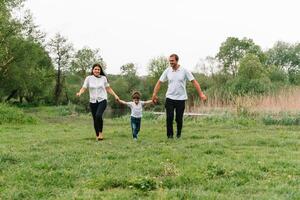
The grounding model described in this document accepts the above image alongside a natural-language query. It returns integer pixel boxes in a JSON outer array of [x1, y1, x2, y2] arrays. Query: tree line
[[1, 0, 299, 111]]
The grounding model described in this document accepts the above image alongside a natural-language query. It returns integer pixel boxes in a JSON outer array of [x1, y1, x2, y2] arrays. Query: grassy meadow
[[0, 106, 300, 199]]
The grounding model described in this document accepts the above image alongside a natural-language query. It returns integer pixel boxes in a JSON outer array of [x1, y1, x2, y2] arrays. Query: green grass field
[[0, 107, 300, 199]]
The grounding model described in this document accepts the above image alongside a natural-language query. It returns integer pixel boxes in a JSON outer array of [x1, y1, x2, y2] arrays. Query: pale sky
[[25, 0, 300, 75]]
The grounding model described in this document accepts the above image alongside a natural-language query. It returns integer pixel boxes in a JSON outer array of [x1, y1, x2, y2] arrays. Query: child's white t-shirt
[[126, 101, 145, 118]]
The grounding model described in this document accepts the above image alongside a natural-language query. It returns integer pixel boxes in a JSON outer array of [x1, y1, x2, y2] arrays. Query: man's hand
[[152, 94, 158, 104], [200, 92, 207, 101]]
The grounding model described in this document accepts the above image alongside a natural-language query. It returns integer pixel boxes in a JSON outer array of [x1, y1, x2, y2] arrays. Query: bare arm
[[152, 80, 162, 102], [191, 79, 207, 101], [117, 99, 128, 105], [76, 87, 87, 96], [106, 87, 119, 101], [143, 100, 153, 105]]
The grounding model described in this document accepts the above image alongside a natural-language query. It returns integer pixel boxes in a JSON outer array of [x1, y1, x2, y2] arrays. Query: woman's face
[[93, 66, 101, 76]]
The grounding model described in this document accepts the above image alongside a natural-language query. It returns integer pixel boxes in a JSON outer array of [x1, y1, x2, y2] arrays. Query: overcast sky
[[25, 0, 300, 75]]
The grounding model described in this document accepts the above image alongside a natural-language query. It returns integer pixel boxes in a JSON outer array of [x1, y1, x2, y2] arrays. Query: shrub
[[0, 104, 37, 124]]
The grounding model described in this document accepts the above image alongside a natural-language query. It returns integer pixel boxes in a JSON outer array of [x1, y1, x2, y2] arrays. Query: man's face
[[169, 56, 178, 68]]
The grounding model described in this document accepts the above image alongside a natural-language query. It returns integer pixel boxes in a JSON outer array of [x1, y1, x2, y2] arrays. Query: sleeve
[[126, 102, 133, 108], [159, 68, 168, 82], [82, 77, 89, 88], [140, 101, 145, 106], [104, 76, 110, 87], [185, 68, 195, 81]]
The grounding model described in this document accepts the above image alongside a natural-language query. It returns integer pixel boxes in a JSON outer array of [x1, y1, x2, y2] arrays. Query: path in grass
[[0, 108, 299, 199]]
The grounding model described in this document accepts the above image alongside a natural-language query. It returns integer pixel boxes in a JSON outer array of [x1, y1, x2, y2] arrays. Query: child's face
[[133, 98, 139, 104]]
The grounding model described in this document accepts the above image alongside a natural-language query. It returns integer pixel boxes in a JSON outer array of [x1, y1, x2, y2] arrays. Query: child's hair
[[131, 91, 141, 99]]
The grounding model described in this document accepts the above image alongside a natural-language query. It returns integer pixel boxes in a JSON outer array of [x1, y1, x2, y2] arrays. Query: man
[[152, 54, 207, 139]]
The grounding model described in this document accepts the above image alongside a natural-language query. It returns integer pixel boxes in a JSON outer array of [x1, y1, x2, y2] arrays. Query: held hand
[[200, 93, 207, 101], [76, 92, 81, 97], [152, 95, 158, 104], [115, 95, 120, 102]]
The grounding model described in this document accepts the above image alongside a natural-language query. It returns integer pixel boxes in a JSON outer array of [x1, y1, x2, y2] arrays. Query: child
[[117, 91, 153, 140]]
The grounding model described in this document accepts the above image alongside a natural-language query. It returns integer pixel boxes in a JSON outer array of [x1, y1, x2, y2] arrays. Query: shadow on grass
[[82, 137, 96, 141]]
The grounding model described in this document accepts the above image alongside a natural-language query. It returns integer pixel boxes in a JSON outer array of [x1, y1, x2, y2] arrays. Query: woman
[[76, 63, 119, 141]]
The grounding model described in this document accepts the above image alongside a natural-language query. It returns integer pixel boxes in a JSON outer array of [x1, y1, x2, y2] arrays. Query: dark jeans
[[131, 116, 141, 139], [165, 98, 185, 138], [90, 100, 107, 136]]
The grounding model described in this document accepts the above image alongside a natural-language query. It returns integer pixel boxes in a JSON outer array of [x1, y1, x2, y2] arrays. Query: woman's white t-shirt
[[126, 101, 145, 118], [82, 75, 110, 103]]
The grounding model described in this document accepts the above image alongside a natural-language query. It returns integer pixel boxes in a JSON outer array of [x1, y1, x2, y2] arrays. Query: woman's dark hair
[[91, 63, 106, 77]]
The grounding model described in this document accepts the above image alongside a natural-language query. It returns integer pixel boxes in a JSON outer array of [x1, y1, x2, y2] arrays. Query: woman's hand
[[114, 95, 120, 102], [76, 88, 86, 97]]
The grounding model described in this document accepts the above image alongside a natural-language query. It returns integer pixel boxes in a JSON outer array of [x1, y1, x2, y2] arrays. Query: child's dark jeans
[[131, 116, 141, 139]]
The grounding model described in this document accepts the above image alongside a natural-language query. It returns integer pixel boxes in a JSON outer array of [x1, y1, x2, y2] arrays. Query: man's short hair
[[170, 54, 179, 61]]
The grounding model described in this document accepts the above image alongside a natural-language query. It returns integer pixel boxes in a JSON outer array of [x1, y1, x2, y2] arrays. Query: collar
[[171, 65, 181, 72]]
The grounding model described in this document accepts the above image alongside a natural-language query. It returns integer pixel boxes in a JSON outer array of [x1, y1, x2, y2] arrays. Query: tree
[[231, 54, 271, 95], [120, 62, 141, 95], [120, 62, 137, 76], [195, 56, 222, 76], [147, 56, 169, 107], [266, 41, 300, 85], [48, 33, 73, 105], [71, 47, 105, 78], [216, 37, 266, 76], [148, 56, 168, 79], [0, 0, 54, 103], [0, 0, 24, 78]]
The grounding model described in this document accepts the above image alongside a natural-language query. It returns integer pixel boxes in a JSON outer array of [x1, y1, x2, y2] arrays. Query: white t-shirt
[[82, 75, 110, 103], [126, 101, 145, 118], [159, 66, 195, 100]]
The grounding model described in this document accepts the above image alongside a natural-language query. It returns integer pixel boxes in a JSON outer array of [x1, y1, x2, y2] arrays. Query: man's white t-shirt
[[126, 101, 145, 118], [82, 75, 110, 103], [159, 66, 195, 100]]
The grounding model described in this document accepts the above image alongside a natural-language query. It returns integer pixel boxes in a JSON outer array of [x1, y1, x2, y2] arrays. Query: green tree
[[148, 56, 168, 80], [216, 37, 266, 76], [120, 62, 141, 93], [231, 54, 271, 95], [266, 41, 300, 85], [48, 33, 74, 105], [0, 0, 24, 79], [147, 56, 169, 108], [0, 0, 54, 103], [71, 47, 105, 78]]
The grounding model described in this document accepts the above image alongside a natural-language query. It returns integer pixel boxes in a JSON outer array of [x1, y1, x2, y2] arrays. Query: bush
[[262, 114, 300, 126], [0, 104, 37, 124]]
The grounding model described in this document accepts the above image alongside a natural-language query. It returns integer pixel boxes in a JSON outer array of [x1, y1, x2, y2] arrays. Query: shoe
[[133, 138, 137, 141]]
